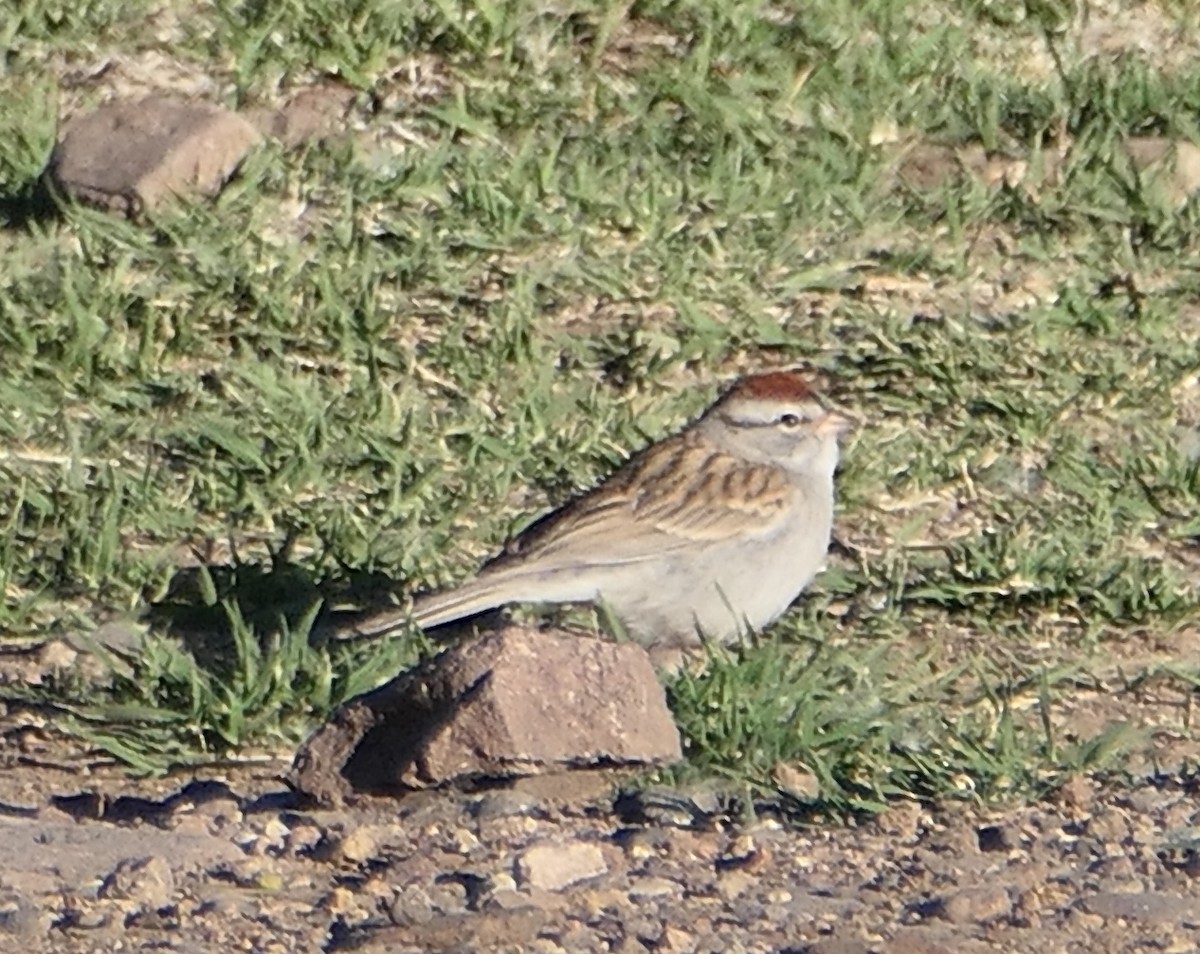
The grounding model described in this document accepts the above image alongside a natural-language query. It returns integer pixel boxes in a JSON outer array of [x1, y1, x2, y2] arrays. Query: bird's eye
[[778, 413, 802, 427]]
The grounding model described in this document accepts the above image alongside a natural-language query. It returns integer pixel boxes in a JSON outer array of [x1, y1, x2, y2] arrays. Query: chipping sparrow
[[345, 370, 850, 648]]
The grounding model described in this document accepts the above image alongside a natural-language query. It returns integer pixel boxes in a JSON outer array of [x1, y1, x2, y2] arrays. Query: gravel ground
[[2, 725, 1199, 954]]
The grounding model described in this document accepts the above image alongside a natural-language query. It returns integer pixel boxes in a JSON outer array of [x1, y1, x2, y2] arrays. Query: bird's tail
[[411, 579, 508, 629], [338, 579, 506, 640]]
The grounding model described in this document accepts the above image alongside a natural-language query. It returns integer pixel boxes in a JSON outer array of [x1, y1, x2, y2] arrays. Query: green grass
[[663, 638, 1141, 816], [2, 0, 1199, 809]]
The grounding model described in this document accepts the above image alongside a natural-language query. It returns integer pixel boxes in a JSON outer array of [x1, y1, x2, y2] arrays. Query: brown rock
[[1087, 809, 1132, 843], [337, 825, 383, 865], [772, 761, 821, 800], [289, 627, 681, 804], [893, 140, 1028, 192], [48, 96, 262, 216], [1054, 774, 1095, 810]]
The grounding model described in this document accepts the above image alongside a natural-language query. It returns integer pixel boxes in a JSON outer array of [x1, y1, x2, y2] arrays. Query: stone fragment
[[772, 761, 821, 800], [473, 789, 540, 821], [976, 823, 1015, 853], [389, 885, 436, 926], [716, 870, 756, 900], [893, 140, 1034, 192], [98, 856, 175, 908], [1054, 774, 1095, 810], [362, 908, 547, 950], [801, 940, 873, 954], [1123, 137, 1200, 207], [628, 877, 681, 901], [289, 627, 681, 804], [247, 84, 357, 149], [49, 95, 262, 215], [514, 841, 608, 892], [337, 825, 382, 865], [937, 884, 1012, 924], [1080, 891, 1200, 926]]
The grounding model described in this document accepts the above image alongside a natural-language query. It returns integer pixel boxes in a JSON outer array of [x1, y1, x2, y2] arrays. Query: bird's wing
[[484, 433, 795, 573], [340, 435, 797, 637]]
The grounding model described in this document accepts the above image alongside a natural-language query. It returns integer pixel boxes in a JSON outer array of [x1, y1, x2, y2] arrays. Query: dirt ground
[[3, 653, 1200, 954]]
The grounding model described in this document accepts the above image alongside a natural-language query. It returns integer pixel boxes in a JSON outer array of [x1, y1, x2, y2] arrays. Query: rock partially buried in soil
[[48, 95, 262, 216], [289, 626, 681, 805], [1123, 136, 1200, 208]]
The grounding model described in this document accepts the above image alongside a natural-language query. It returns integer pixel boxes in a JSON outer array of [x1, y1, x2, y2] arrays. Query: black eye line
[[722, 411, 810, 430]]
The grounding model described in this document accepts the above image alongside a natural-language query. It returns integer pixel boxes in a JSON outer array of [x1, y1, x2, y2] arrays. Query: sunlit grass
[[1, 0, 1198, 804]]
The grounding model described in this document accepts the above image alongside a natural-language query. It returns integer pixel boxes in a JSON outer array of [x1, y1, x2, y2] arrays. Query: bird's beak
[[816, 410, 855, 438]]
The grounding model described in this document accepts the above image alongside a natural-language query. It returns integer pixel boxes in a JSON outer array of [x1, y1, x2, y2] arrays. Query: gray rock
[[1080, 891, 1200, 925], [473, 789, 541, 822], [389, 885, 436, 926], [514, 841, 608, 891], [427, 880, 469, 913], [247, 84, 357, 149], [936, 884, 1012, 924], [49, 95, 261, 215], [628, 876, 682, 901], [98, 855, 175, 908]]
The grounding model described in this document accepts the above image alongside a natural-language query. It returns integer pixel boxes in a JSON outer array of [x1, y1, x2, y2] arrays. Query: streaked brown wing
[[484, 433, 794, 572]]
